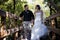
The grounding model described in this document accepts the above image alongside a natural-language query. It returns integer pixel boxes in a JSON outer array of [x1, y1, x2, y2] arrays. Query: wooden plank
[[46, 13, 60, 20], [0, 28, 20, 39], [6, 12, 18, 19], [47, 27, 60, 35], [0, 10, 19, 20]]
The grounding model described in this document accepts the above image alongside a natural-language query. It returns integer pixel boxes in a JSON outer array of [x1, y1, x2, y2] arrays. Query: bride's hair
[[36, 5, 41, 10]]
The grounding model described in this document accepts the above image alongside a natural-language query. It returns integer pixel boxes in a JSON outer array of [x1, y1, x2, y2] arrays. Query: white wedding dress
[[31, 12, 48, 40]]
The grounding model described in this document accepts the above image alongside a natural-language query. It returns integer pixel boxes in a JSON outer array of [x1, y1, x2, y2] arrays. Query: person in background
[[20, 4, 34, 40]]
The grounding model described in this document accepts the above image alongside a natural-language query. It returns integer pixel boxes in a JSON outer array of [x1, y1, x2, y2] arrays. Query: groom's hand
[[19, 17, 23, 21], [31, 19, 34, 23], [31, 19, 34, 27], [31, 19, 34, 25]]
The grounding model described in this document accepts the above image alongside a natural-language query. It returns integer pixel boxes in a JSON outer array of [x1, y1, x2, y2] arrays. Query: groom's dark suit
[[20, 10, 34, 40], [20, 10, 34, 21]]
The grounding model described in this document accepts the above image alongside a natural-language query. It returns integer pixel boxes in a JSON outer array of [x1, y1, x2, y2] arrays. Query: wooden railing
[[45, 12, 60, 40], [0, 9, 22, 40], [45, 13, 60, 20], [45, 1, 60, 40], [0, 27, 20, 40]]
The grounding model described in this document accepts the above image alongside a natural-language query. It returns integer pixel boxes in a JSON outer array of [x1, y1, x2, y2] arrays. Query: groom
[[20, 4, 34, 40]]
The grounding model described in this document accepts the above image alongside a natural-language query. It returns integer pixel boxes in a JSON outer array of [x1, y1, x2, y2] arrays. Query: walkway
[[0, 8, 60, 40]]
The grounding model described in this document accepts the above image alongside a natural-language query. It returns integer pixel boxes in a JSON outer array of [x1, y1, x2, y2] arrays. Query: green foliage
[[44, 0, 60, 9], [0, 0, 27, 15], [15, 0, 23, 16], [0, 5, 7, 11], [0, 0, 8, 4], [0, 0, 27, 28], [44, 0, 60, 15], [53, 0, 60, 4]]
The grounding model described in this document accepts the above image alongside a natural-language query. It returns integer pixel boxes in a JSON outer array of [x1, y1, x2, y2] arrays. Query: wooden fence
[[0, 9, 22, 40]]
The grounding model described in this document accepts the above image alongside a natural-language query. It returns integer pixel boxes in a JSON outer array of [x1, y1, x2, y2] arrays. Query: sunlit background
[[26, 0, 50, 18], [0, 0, 60, 40]]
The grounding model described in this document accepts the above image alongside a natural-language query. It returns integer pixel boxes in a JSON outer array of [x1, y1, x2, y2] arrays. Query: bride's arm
[[41, 10, 44, 23], [34, 12, 36, 17]]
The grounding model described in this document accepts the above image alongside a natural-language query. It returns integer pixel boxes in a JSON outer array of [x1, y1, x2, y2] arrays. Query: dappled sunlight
[[0, 0, 60, 40], [26, 0, 50, 18], [35, 28, 40, 32]]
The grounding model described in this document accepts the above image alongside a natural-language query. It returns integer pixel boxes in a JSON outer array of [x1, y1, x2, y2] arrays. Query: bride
[[31, 5, 48, 40]]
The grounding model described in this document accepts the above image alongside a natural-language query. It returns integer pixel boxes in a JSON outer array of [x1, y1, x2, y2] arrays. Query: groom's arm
[[30, 11, 34, 20], [19, 12, 24, 20], [20, 12, 24, 17]]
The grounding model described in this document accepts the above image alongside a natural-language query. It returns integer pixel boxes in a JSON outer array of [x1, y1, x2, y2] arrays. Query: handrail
[[45, 12, 60, 20], [45, 12, 60, 36], [0, 9, 19, 19], [0, 27, 20, 39], [0, 9, 21, 40], [47, 27, 60, 35]]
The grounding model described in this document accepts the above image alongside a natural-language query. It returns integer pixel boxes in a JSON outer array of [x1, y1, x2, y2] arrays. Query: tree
[[0, 0, 8, 4], [44, 0, 60, 28], [0, 0, 27, 28], [44, 0, 60, 12]]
